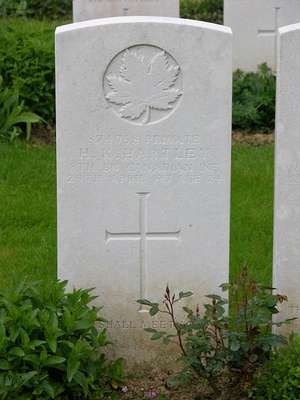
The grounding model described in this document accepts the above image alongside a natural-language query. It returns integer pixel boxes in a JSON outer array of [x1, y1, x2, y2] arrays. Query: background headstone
[[274, 23, 300, 334], [224, 0, 300, 71], [73, 0, 179, 22], [56, 16, 232, 366]]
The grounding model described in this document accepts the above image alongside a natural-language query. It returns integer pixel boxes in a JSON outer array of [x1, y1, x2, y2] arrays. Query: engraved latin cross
[[105, 193, 181, 307]]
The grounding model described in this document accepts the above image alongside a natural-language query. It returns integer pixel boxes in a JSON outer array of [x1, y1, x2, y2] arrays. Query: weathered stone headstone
[[56, 16, 232, 366], [274, 23, 300, 334], [73, 0, 179, 22], [224, 0, 300, 71]]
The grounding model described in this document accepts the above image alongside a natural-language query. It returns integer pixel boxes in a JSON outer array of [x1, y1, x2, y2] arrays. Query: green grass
[[0, 142, 274, 289], [0, 142, 56, 288], [230, 144, 274, 285]]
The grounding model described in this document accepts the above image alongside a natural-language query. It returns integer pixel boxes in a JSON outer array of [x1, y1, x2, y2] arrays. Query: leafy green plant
[[25, 0, 72, 19], [233, 64, 276, 132], [138, 267, 292, 400], [0, 77, 41, 142], [0, 18, 56, 125], [250, 334, 300, 400], [0, 0, 27, 17], [180, 0, 223, 24], [0, 0, 72, 19], [0, 280, 123, 399]]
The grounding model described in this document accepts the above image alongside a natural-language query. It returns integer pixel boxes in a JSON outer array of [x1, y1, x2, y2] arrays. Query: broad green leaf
[[9, 347, 25, 357], [41, 381, 55, 399], [163, 337, 171, 345], [20, 371, 38, 384], [67, 359, 80, 382], [149, 306, 159, 316], [0, 360, 9, 370], [75, 319, 92, 330], [151, 332, 165, 341], [20, 328, 30, 347], [29, 340, 45, 350], [136, 299, 154, 307], [182, 306, 193, 315], [9, 325, 20, 342], [220, 283, 231, 292], [44, 356, 66, 367], [40, 349, 48, 362], [49, 312, 58, 332], [47, 335, 57, 353], [179, 291, 193, 299], [13, 111, 41, 125], [24, 354, 40, 365], [206, 294, 223, 301]]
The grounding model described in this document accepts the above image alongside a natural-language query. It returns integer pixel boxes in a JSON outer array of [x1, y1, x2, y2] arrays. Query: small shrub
[[138, 267, 292, 400], [0, 0, 27, 17], [0, 18, 56, 125], [233, 64, 276, 132], [24, 0, 72, 20], [180, 0, 223, 24], [250, 334, 300, 400], [0, 280, 123, 399], [0, 0, 72, 19], [0, 76, 41, 142]]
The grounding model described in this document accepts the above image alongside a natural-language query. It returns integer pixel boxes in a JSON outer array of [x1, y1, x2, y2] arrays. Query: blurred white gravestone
[[274, 23, 300, 335], [73, 0, 179, 22], [224, 0, 300, 71], [56, 16, 232, 366]]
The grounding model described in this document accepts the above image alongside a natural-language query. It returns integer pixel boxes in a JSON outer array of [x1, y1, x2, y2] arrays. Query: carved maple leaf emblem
[[105, 49, 182, 124]]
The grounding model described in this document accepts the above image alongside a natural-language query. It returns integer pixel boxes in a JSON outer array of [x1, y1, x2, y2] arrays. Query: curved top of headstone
[[56, 16, 232, 36], [279, 21, 300, 35]]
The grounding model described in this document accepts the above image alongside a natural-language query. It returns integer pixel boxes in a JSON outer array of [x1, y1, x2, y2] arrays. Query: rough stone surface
[[56, 17, 232, 366], [73, 0, 179, 22], [224, 0, 300, 71], [274, 23, 300, 335]]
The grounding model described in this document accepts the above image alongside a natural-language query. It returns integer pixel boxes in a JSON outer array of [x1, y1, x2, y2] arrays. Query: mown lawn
[[0, 142, 56, 288], [230, 144, 274, 285], [0, 142, 274, 290]]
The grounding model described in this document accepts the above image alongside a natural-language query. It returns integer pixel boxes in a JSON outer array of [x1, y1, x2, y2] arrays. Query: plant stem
[[169, 300, 187, 357]]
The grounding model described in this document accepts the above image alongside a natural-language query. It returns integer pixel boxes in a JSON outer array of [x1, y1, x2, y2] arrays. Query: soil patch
[[233, 131, 274, 145], [31, 124, 55, 145], [120, 369, 209, 400]]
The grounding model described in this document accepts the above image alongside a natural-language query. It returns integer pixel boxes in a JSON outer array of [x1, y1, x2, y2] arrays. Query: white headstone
[[224, 0, 300, 71], [274, 23, 300, 334], [56, 17, 232, 366], [73, 0, 179, 22]]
